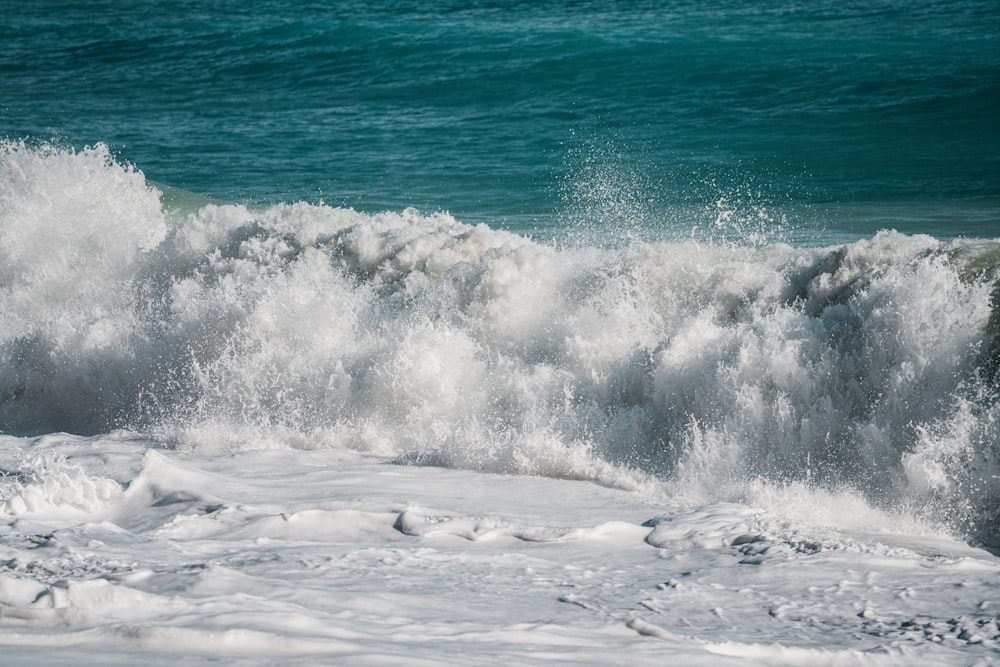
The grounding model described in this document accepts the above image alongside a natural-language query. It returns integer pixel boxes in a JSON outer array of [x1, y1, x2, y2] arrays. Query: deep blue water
[[2, 0, 999, 240]]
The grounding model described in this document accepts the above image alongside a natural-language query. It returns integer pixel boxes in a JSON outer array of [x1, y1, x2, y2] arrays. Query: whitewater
[[1, 141, 998, 665]]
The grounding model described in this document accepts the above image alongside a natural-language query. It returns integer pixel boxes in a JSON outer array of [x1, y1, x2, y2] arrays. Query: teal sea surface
[[3, 0, 998, 241]]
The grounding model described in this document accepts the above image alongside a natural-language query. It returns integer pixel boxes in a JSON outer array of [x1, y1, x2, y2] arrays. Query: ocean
[[1, 1, 999, 664]]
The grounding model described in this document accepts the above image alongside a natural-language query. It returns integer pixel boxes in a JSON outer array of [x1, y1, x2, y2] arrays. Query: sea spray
[[0, 448, 122, 519], [1, 141, 998, 545], [0, 141, 166, 433]]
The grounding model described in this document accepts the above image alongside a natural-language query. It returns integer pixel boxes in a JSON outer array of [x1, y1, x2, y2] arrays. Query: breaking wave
[[1, 141, 998, 545]]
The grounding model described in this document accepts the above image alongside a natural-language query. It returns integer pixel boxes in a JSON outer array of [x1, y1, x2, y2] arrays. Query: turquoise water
[[3, 0, 998, 241]]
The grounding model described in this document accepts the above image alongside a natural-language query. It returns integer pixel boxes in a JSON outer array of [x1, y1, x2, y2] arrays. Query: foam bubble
[[0, 451, 123, 519]]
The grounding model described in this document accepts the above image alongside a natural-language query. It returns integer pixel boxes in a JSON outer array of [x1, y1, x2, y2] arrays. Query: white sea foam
[[0, 434, 996, 666], [0, 140, 997, 548]]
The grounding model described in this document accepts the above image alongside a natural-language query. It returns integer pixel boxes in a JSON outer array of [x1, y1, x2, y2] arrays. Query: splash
[[1, 141, 998, 546]]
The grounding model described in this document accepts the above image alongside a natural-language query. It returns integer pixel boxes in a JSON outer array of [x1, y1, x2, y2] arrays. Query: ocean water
[[4, 0, 999, 239], [2, 2, 1000, 664]]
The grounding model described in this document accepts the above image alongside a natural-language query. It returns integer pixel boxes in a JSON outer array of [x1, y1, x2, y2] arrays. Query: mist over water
[[1, 141, 997, 546]]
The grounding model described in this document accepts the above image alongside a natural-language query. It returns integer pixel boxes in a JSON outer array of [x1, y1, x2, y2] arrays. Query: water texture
[[2, 0, 998, 237]]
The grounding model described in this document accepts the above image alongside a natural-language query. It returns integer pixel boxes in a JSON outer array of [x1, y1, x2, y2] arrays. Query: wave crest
[[1, 141, 998, 545]]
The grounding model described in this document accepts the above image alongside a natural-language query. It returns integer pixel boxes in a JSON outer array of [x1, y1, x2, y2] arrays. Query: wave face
[[1, 142, 998, 545]]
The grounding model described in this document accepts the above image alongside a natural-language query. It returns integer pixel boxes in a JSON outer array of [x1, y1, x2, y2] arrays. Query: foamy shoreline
[[1, 433, 997, 665]]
